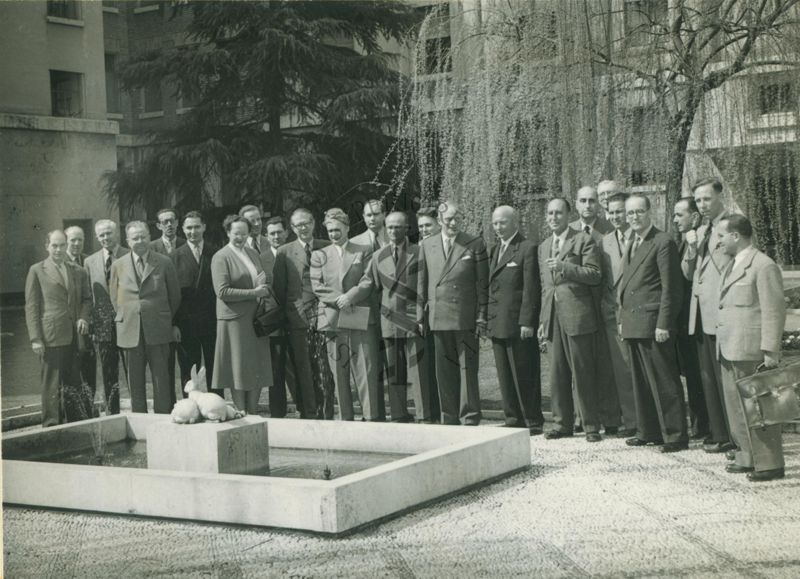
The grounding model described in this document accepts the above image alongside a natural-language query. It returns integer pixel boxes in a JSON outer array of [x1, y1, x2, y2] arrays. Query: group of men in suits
[[24, 183, 788, 481]]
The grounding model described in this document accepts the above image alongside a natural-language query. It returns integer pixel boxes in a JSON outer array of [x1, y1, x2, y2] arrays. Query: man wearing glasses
[[273, 208, 332, 419], [618, 195, 688, 453], [150, 208, 186, 256]]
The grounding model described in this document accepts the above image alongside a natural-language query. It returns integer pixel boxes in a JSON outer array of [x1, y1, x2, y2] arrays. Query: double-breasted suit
[[25, 258, 92, 426], [716, 247, 786, 473], [149, 235, 186, 256], [311, 242, 380, 421], [538, 229, 603, 435], [681, 212, 733, 446], [618, 226, 687, 445], [171, 242, 222, 397], [84, 246, 129, 414], [487, 232, 543, 429], [110, 251, 181, 414], [600, 228, 636, 431], [273, 238, 332, 418], [417, 231, 489, 425], [357, 240, 435, 422]]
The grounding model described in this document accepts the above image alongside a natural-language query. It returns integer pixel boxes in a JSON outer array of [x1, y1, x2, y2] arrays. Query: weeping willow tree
[[384, 0, 800, 262]]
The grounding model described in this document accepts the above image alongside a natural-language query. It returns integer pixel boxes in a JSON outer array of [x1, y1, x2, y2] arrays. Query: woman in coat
[[210, 215, 272, 413]]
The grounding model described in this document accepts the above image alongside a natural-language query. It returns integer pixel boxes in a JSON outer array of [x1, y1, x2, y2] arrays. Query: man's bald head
[[576, 185, 601, 222], [491, 205, 519, 241]]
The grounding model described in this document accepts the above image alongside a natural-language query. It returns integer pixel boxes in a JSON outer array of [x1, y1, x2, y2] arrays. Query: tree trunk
[[664, 107, 697, 225]]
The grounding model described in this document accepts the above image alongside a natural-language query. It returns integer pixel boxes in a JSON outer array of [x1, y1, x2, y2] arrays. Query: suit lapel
[[437, 232, 468, 284], [557, 229, 578, 262], [491, 233, 520, 279], [140, 252, 157, 284], [44, 259, 67, 289], [720, 248, 756, 297], [619, 228, 657, 295]]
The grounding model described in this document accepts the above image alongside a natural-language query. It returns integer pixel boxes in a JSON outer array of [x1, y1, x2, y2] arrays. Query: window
[[142, 81, 163, 113], [47, 0, 80, 20], [624, 0, 667, 46], [105, 54, 121, 114], [758, 82, 795, 115], [50, 70, 83, 117], [423, 36, 452, 75]]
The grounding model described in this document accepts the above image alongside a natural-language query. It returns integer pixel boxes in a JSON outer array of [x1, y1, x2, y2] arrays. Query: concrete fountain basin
[[2, 414, 530, 534]]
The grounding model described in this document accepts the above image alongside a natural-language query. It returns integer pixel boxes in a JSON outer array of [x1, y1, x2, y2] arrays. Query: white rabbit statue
[[184, 365, 243, 422], [171, 398, 201, 424]]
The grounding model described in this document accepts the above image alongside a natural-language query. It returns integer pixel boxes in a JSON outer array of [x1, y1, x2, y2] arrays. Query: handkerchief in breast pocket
[[506, 261, 519, 267]]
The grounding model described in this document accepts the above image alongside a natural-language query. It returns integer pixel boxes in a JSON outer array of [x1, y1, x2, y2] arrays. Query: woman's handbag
[[735, 359, 800, 430], [253, 287, 285, 337]]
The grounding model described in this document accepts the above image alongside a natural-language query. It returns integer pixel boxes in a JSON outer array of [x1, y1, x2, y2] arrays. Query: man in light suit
[[417, 201, 489, 426], [488, 206, 543, 434], [260, 216, 295, 417], [26, 230, 92, 426], [84, 220, 128, 415], [357, 212, 434, 422], [65, 225, 96, 407], [600, 193, 637, 437], [716, 215, 786, 482], [538, 198, 603, 442], [171, 211, 222, 397], [350, 198, 390, 419], [619, 195, 688, 452], [25, 229, 92, 428], [682, 178, 734, 453], [672, 198, 709, 440], [311, 208, 380, 421], [110, 221, 181, 414], [273, 208, 331, 419]]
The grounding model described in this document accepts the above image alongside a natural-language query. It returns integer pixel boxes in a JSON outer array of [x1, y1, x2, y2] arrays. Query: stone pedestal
[[146, 417, 269, 475]]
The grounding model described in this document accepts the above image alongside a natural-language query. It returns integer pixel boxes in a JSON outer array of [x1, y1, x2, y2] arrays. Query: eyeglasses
[[626, 209, 648, 216], [159, 218, 176, 225], [293, 221, 313, 229]]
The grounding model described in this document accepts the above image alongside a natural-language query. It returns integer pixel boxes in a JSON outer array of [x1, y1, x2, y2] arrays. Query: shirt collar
[[580, 219, 596, 231], [552, 228, 569, 244], [500, 231, 518, 248], [733, 244, 754, 269], [135, 250, 150, 263], [635, 224, 653, 242], [189, 240, 203, 250]]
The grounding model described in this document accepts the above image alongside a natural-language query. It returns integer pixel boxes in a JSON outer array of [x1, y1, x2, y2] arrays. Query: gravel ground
[[5, 431, 800, 578]]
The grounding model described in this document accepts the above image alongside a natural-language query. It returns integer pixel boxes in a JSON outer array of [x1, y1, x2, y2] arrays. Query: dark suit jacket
[[273, 238, 331, 330], [171, 242, 217, 336], [417, 231, 489, 332], [67, 253, 89, 267], [487, 232, 540, 340], [109, 251, 181, 348], [25, 258, 91, 347], [84, 247, 130, 342], [618, 226, 682, 339], [150, 236, 186, 255], [676, 239, 693, 337], [258, 247, 278, 284], [357, 240, 422, 338], [310, 242, 376, 331], [538, 229, 602, 340], [570, 217, 614, 241]]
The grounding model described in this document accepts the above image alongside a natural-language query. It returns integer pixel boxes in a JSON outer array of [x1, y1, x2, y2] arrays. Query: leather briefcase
[[736, 359, 800, 430], [253, 287, 285, 338]]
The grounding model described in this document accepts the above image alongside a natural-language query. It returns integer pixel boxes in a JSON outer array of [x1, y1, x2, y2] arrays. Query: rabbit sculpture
[[171, 398, 201, 424], [183, 365, 243, 422]]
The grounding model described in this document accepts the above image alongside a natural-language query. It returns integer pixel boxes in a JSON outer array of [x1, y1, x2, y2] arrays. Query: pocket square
[[506, 261, 519, 267], [461, 253, 473, 261]]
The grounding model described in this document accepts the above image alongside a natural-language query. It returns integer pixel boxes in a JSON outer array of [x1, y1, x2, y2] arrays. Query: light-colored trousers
[[325, 327, 380, 420], [719, 356, 784, 472]]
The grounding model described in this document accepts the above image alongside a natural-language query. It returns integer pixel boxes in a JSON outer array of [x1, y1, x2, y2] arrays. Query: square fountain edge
[[3, 414, 531, 534]]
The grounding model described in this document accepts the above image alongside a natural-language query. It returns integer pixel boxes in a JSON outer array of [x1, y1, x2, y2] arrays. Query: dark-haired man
[[619, 195, 688, 452], [716, 215, 786, 481], [672, 197, 708, 440], [171, 211, 221, 397], [150, 208, 185, 256], [682, 178, 733, 454]]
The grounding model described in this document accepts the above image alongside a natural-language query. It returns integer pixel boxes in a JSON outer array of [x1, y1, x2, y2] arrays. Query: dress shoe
[[604, 426, 619, 436], [615, 428, 637, 438], [703, 441, 735, 454], [545, 430, 573, 440], [574, 424, 584, 434], [585, 433, 602, 443], [660, 441, 689, 453], [529, 426, 543, 436], [625, 437, 652, 447], [725, 450, 737, 461], [726, 463, 754, 474], [747, 468, 785, 482]]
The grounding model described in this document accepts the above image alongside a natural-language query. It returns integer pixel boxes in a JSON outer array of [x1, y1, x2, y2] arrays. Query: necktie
[[192, 244, 201, 263], [498, 242, 507, 261], [616, 231, 625, 258], [58, 263, 70, 289], [252, 236, 260, 253], [443, 237, 452, 258], [372, 233, 380, 252], [698, 224, 712, 258], [164, 239, 172, 255], [584, 225, 592, 235], [104, 251, 113, 283], [551, 236, 560, 258], [393, 245, 399, 264], [632, 236, 642, 256], [136, 256, 145, 278], [304, 242, 312, 264]]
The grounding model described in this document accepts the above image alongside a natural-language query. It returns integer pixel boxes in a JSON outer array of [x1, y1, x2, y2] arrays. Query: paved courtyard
[[4, 429, 800, 578]]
